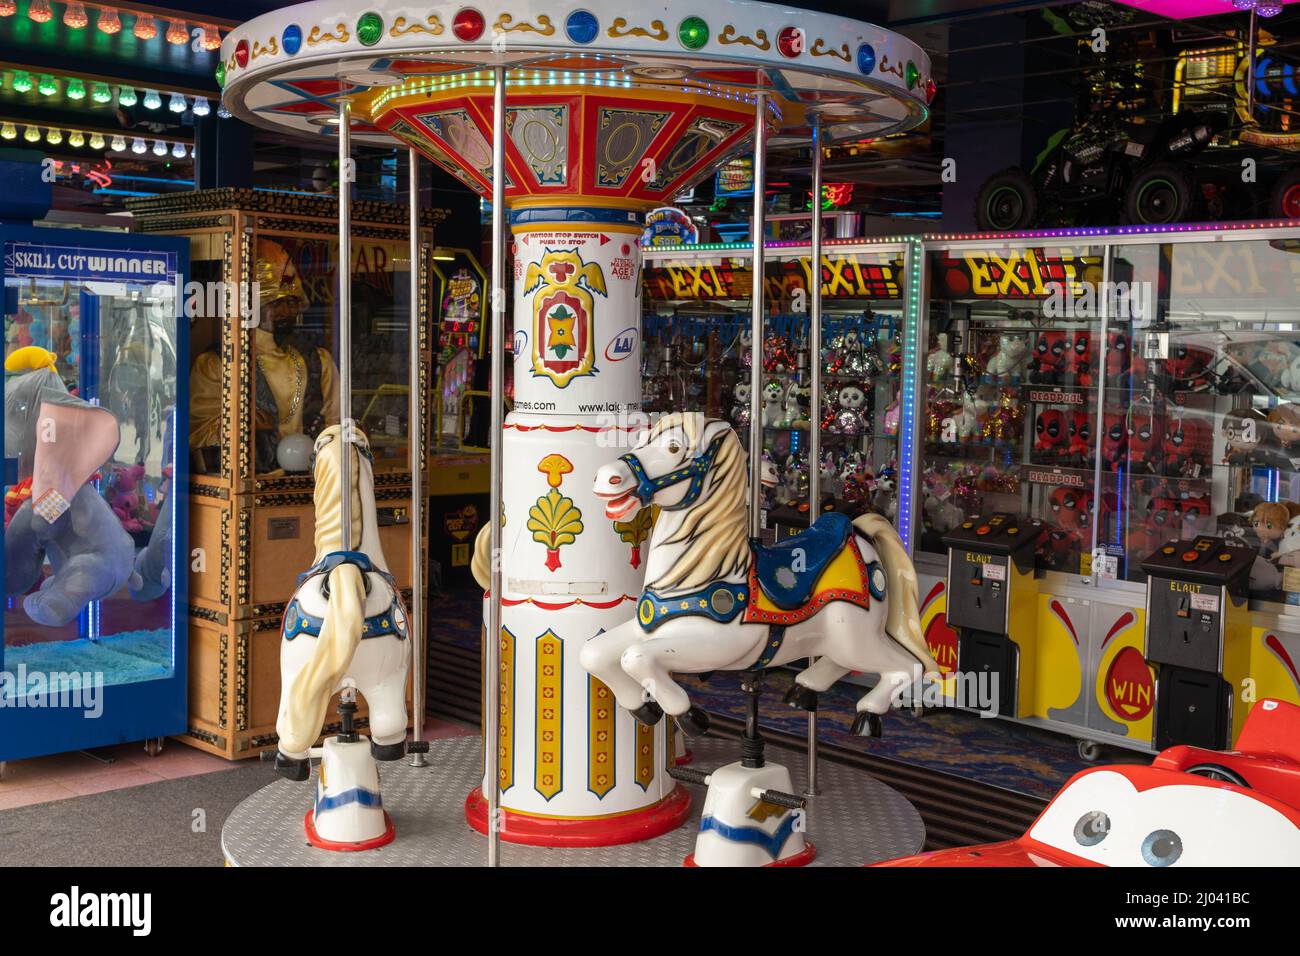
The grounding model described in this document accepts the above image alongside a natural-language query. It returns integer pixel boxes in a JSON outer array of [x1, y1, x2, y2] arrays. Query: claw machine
[[1, 218, 189, 762]]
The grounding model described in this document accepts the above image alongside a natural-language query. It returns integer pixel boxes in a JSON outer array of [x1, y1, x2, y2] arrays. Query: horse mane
[[646, 414, 750, 593]]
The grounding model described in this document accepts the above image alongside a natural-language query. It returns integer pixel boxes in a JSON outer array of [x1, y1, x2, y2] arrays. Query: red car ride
[[875, 699, 1300, 867]]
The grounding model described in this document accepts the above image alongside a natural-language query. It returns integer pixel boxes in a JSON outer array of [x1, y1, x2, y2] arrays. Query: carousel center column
[[464, 199, 691, 845]]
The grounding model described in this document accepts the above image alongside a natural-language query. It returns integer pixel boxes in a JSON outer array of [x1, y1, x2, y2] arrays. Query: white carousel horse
[[581, 412, 937, 738], [274, 425, 410, 846]]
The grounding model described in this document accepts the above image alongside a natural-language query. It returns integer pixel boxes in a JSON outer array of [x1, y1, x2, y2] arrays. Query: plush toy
[[1280, 354, 1300, 396], [926, 339, 954, 382], [1050, 487, 1090, 531], [1180, 494, 1213, 536], [1105, 332, 1131, 383], [761, 378, 785, 428], [1067, 331, 1093, 387], [1034, 409, 1067, 459], [1250, 500, 1300, 558], [882, 398, 901, 437], [131, 414, 176, 602], [1165, 343, 1215, 392], [1129, 496, 1182, 557], [955, 392, 986, 442], [1064, 411, 1092, 468], [984, 334, 1028, 381], [781, 381, 810, 429], [730, 381, 752, 429], [1029, 331, 1068, 385], [4, 346, 139, 626], [833, 384, 869, 436], [1127, 408, 1162, 474], [1163, 416, 1211, 478], [1268, 404, 1300, 462], [1275, 514, 1300, 567], [1222, 407, 1270, 465], [1100, 412, 1127, 470]]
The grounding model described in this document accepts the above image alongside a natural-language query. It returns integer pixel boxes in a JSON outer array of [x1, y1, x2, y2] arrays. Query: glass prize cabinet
[[913, 226, 1300, 755], [1, 225, 188, 761], [640, 239, 918, 544]]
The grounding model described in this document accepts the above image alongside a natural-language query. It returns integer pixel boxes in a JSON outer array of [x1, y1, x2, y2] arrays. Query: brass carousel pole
[[485, 64, 507, 868], [749, 89, 768, 534], [408, 148, 428, 768]]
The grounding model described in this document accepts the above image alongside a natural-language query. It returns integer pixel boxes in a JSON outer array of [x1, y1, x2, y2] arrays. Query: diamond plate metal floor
[[222, 735, 925, 866]]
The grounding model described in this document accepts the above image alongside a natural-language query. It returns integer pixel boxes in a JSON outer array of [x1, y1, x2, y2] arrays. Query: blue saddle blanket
[[753, 512, 854, 610]]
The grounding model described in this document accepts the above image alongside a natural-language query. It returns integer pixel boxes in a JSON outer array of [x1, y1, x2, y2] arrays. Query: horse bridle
[[620, 433, 726, 512]]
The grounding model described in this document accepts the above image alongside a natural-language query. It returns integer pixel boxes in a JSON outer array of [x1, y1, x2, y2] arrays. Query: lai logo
[[605, 327, 638, 362], [50, 886, 151, 936]]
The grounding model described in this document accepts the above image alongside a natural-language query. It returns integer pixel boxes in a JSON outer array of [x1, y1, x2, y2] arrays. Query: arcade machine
[[942, 514, 1040, 718], [0, 149, 189, 764], [1141, 536, 1253, 750]]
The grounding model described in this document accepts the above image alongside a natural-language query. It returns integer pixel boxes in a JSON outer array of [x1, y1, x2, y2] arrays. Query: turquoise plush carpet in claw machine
[[1, 153, 189, 761]]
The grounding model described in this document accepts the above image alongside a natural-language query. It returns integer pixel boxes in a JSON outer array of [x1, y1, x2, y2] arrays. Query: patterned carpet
[[427, 588, 1106, 800]]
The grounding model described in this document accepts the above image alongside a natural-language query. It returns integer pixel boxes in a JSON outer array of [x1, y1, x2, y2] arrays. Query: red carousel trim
[[303, 809, 396, 852], [483, 592, 638, 610], [464, 785, 692, 847]]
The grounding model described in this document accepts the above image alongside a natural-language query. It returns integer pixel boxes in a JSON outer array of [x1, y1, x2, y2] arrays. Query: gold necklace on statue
[[258, 349, 305, 425]]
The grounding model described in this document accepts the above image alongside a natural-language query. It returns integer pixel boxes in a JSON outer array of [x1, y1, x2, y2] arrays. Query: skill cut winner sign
[[3, 241, 177, 282]]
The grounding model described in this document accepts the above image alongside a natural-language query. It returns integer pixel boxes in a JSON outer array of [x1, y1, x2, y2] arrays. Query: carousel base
[[221, 736, 925, 867]]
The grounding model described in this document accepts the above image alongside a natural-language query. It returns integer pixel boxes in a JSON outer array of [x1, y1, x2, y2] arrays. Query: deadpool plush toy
[[1129, 496, 1182, 557], [1037, 525, 1081, 571], [1050, 486, 1093, 533], [1101, 412, 1127, 470], [1029, 331, 1068, 385], [1106, 332, 1131, 384], [1180, 494, 1213, 534], [1128, 409, 1162, 474], [1035, 409, 1067, 459], [1163, 416, 1211, 478], [1165, 343, 1214, 392], [1067, 331, 1093, 387], [1067, 410, 1092, 468]]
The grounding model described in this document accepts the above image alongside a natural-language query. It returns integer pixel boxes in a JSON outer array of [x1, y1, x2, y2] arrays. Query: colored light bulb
[[166, 19, 187, 44], [168, 92, 187, 113], [199, 25, 221, 51], [143, 89, 162, 110], [0, 123, 15, 140], [97, 7, 121, 34], [46, 127, 62, 145], [133, 14, 158, 40], [11, 71, 32, 93], [191, 96, 211, 117], [0, 0, 15, 17], [131, 137, 146, 153], [24, 125, 41, 143], [357, 12, 383, 46], [678, 16, 709, 50], [68, 130, 84, 147], [172, 142, 186, 158], [67, 78, 86, 100], [28, 0, 52, 24], [152, 139, 166, 156], [92, 83, 112, 104], [89, 132, 105, 149], [111, 135, 126, 151], [217, 103, 231, 119], [37, 74, 58, 96], [117, 86, 137, 106], [63, 2, 87, 28]]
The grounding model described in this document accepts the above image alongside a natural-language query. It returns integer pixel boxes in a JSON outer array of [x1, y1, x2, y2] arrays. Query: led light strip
[[2, 69, 217, 116], [0, 118, 193, 156], [0, 1, 225, 50]]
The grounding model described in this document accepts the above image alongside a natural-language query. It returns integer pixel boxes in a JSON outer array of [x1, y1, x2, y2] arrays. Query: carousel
[[218, 0, 937, 866]]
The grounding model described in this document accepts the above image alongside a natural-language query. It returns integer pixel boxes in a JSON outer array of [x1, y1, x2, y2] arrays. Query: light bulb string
[[11, 1, 226, 40]]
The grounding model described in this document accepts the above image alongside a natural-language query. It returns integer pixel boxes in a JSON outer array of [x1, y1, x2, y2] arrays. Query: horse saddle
[[283, 549, 407, 642], [751, 512, 854, 610]]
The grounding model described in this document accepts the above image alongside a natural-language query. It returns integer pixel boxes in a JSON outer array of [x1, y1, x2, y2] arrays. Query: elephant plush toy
[[5, 346, 140, 627]]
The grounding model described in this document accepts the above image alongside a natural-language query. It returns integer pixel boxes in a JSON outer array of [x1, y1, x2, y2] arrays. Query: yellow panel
[[587, 676, 616, 798], [635, 720, 656, 791], [1031, 594, 1085, 719], [920, 582, 958, 697], [1094, 608, 1155, 745], [535, 630, 563, 800]]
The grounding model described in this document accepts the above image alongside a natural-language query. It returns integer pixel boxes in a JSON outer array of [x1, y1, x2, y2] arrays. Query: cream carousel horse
[[580, 412, 937, 738], [274, 425, 410, 847]]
